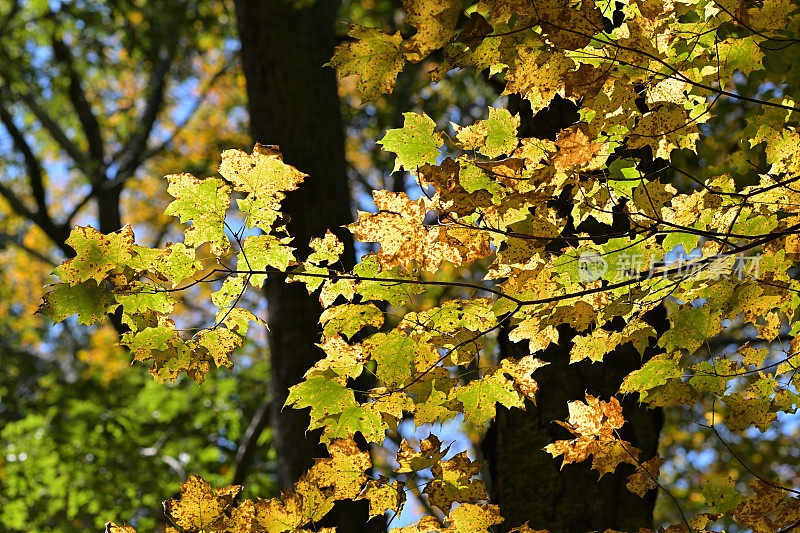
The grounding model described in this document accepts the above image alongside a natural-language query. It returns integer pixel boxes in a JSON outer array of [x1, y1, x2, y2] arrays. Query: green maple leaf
[[619, 353, 684, 400], [319, 405, 384, 443], [659, 306, 723, 355], [286, 374, 357, 422], [54, 225, 135, 285], [702, 477, 745, 513], [378, 112, 443, 172], [454, 107, 519, 158], [212, 276, 247, 309], [327, 25, 406, 101], [353, 255, 422, 306], [320, 303, 384, 339], [197, 327, 242, 369], [237, 234, 295, 288], [570, 322, 656, 363], [453, 368, 524, 425], [37, 281, 115, 325], [414, 378, 458, 426], [364, 330, 414, 387], [151, 242, 201, 286], [122, 326, 174, 358], [164, 174, 231, 254], [113, 282, 175, 314], [606, 158, 641, 197]]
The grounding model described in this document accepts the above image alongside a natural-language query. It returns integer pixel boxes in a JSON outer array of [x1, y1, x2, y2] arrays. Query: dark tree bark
[[234, 2, 381, 531], [482, 96, 668, 533], [484, 321, 666, 532]]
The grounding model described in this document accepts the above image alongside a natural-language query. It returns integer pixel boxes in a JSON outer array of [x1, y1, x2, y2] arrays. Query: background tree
[[0, 1, 277, 530], [15, 0, 800, 532]]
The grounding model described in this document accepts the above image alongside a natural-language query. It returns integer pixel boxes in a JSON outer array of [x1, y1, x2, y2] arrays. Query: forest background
[[1, 0, 800, 532]]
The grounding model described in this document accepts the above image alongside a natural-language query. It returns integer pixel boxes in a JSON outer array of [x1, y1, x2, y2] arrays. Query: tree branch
[[0, 104, 71, 253], [51, 37, 106, 177], [0, 103, 47, 216], [0, 182, 70, 256], [142, 60, 233, 161], [17, 91, 89, 169], [232, 400, 271, 487], [110, 47, 174, 185], [0, 230, 57, 266]]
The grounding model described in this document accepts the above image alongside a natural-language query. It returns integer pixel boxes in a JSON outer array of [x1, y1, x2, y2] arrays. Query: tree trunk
[[234, 2, 381, 531], [483, 96, 667, 532], [484, 321, 665, 532]]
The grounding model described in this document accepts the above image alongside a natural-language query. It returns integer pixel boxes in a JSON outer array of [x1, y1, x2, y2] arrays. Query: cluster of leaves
[[38, 0, 800, 531]]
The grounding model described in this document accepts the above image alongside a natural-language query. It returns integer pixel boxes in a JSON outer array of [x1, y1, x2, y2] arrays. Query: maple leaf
[[318, 403, 385, 443], [413, 378, 458, 425], [54, 225, 135, 285], [238, 234, 295, 288], [378, 112, 443, 172], [627, 103, 701, 159], [105, 523, 137, 533], [353, 254, 424, 306], [552, 124, 609, 171], [320, 303, 384, 339], [307, 231, 345, 266], [570, 322, 657, 364], [163, 474, 240, 532], [544, 394, 638, 474], [500, 355, 547, 402], [211, 275, 246, 310], [151, 242, 202, 287], [626, 456, 664, 497], [503, 49, 574, 114], [703, 476, 745, 513], [327, 25, 406, 101], [363, 329, 415, 387], [310, 335, 366, 379], [218, 144, 306, 230], [731, 480, 800, 532], [619, 353, 684, 402], [285, 373, 357, 422], [403, 0, 461, 61], [453, 368, 525, 426], [358, 478, 405, 518], [447, 503, 504, 533], [396, 434, 449, 473], [424, 452, 486, 512], [453, 107, 520, 158], [37, 280, 115, 325], [349, 190, 491, 271], [255, 489, 325, 532], [164, 173, 231, 255], [197, 327, 242, 369]]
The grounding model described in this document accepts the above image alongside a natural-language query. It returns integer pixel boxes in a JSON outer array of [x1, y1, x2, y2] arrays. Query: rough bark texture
[[482, 96, 668, 532], [234, 2, 381, 531], [484, 321, 666, 532]]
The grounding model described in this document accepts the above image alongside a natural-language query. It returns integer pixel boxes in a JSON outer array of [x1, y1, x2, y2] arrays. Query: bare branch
[[17, 91, 89, 168], [0, 103, 47, 215], [51, 37, 106, 177], [232, 400, 272, 487], [111, 47, 174, 185], [0, 182, 70, 256], [142, 60, 233, 160]]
